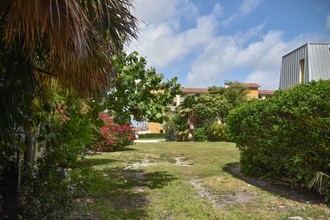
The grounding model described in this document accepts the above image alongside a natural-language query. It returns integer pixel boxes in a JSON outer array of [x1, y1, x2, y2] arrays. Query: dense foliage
[[18, 91, 103, 218], [1, 1, 138, 218], [166, 83, 248, 141], [226, 80, 330, 200], [105, 51, 181, 124], [139, 133, 166, 139]]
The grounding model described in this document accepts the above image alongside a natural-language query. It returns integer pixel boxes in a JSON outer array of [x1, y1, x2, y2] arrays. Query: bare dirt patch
[[124, 155, 193, 169], [174, 156, 192, 167], [124, 159, 155, 170], [187, 178, 255, 207]]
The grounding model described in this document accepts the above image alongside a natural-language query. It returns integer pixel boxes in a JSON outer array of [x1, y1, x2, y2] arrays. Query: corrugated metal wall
[[279, 43, 330, 90], [308, 43, 330, 81], [279, 44, 308, 89]]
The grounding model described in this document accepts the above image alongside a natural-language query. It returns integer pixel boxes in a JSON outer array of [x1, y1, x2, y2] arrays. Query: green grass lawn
[[73, 142, 330, 220]]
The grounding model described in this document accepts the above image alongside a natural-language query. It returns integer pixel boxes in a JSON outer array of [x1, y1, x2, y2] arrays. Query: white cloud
[[186, 36, 238, 87], [239, 0, 264, 15], [222, 0, 264, 26], [234, 22, 266, 45], [186, 30, 313, 89], [234, 31, 285, 69], [128, 2, 218, 68], [128, 1, 329, 90], [245, 70, 279, 89]]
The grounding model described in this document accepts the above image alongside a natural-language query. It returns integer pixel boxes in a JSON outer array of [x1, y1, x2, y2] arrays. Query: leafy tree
[[176, 95, 199, 127], [171, 83, 248, 141], [105, 51, 181, 124], [210, 82, 249, 108], [0, 0, 138, 169], [0, 0, 137, 172]]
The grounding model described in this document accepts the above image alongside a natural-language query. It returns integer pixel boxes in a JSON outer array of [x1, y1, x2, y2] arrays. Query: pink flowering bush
[[96, 113, 136, 151]]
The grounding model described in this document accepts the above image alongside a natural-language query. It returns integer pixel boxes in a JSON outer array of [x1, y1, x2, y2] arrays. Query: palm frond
[[2, 0, 138, 95], [309, 171, 330, 193]]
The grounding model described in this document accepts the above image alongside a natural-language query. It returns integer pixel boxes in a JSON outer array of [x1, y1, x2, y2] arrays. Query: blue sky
[[127, 0, 330, 89]]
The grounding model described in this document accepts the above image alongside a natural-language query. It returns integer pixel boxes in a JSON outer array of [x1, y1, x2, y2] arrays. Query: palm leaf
[[2, 0, 138, 95]]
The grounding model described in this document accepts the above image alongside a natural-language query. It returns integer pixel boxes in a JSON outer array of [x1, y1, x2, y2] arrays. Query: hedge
[[226, 80, 330, 200], [138, 133, 166, 139]]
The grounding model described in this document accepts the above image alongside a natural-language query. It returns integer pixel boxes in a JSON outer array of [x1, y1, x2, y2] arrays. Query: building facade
[[279, 43, 330, 90], [174, 88, 209, 107]]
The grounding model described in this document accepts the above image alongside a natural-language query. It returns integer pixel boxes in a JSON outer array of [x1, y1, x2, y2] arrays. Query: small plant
[[96, 113, 136, 151], [207, 122, 225, 142], [309, 171, 330, 202], [193, 128, 208, 142]]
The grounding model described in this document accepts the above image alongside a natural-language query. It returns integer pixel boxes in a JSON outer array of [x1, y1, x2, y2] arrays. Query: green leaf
[[79, 126, 92, 145], [17, 141, 26, 153]]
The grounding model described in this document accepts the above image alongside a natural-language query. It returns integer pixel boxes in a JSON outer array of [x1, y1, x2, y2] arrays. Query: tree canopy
[[1, 0, 138, 93], [0, 0, 138, 155], [0, 1, 139, 217], [105, 51, 181, 124], [168, 83, 249, 141]]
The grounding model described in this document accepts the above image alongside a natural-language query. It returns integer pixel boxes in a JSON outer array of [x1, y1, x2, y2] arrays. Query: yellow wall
[[247, 88, 259, 99], [147, 122, 164, 133]]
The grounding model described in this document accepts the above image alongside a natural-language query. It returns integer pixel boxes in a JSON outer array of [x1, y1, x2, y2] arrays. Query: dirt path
[[124, 157, 326, 206]]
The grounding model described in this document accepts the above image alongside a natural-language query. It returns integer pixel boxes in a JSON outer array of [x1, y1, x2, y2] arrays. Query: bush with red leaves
[[95, 113, 136, 151]]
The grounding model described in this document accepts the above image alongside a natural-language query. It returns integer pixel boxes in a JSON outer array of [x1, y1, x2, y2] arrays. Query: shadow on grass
[[77, 161, 177, 219], [80, 158, 118, 166], [223, 162, 325, 205]]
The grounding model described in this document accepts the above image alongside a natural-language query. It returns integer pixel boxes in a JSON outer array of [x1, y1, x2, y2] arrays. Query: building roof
[[181, 88, 209, 94], [239, 83, 260, 88], [181, 83, 261, 94], [225, 82, 260, 88], [282, 42, 330, 58], [258, 90, 276, 95]]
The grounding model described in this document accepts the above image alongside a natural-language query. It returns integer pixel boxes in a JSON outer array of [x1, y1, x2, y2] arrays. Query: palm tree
[[176, 95, 199, 140], [2, 0, 137, 94], [0, 0, 138, 176]]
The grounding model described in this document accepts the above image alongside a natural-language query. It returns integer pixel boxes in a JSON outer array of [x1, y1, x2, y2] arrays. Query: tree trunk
[[17, 151, 21, 192], [24, 130, 33, 167]]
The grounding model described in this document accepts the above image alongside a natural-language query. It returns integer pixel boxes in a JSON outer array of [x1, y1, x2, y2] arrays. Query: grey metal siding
[[308, 43, 330, 81], [279, 44, 308, 89]]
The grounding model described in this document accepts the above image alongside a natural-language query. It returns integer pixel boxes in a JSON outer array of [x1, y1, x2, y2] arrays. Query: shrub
[[21, 165, 79, 219], [96, 113, 135, 151], [226, 80, 330, 200], [164, 119, 176, 141], [207, 122, 225, 141], [193, 128, 208, 142], [139, 133, 166, 139], [18, 96, 98, 219]]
